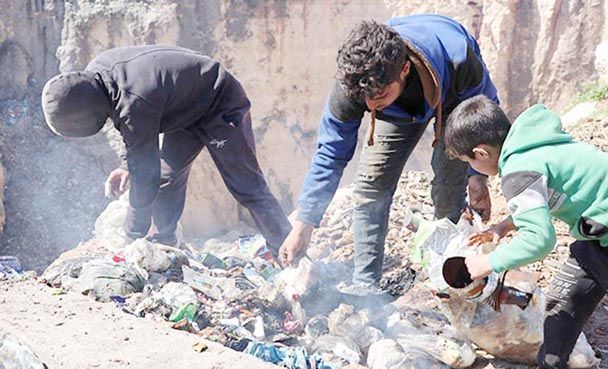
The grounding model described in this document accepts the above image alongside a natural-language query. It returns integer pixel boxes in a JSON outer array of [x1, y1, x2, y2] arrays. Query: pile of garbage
[[36, 170, 601, 369]]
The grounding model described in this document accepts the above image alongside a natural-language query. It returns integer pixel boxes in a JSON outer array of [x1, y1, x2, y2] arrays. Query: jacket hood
[[499, 104, 573, 169]]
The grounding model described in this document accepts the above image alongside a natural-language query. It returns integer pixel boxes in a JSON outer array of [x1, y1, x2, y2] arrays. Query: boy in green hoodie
[[444, 95, 608, 369]]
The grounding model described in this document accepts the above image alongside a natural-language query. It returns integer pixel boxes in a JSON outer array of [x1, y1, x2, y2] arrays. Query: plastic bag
[[0, 331, 47, 369], [311, 334, 361, 365], [124, 239, 172, 279], [367, 339, 450, 369], [413, 216, 598, 367], [78, 258, 145, 301], [327, 304, 383, 349], [385, 312, 475, 368]]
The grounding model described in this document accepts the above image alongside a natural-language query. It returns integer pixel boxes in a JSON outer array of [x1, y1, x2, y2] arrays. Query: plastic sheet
[[0, 331, 47, 369], [327, 304, 383, 349]]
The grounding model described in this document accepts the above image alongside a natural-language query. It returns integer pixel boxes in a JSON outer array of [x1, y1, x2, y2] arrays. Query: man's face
[[457, 145, 500, 176], [364, 61, 410, 112]]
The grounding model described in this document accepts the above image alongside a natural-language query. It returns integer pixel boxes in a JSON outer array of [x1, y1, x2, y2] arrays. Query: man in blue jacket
[[279, 15, 499, 291]]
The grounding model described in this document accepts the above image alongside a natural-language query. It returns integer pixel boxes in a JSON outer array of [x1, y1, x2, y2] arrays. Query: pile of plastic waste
[[38, 173, 602, 369], [411, 214, 599, 368]]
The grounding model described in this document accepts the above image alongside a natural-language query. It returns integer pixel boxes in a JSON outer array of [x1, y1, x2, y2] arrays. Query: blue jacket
[[297, 14, 499, 226]]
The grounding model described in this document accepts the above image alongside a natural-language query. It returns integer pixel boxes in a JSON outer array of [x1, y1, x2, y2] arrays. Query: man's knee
[[353, 184, 393, 211]]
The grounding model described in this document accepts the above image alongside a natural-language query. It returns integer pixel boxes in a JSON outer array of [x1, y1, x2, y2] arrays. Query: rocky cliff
[[1, 0, 608, 269]]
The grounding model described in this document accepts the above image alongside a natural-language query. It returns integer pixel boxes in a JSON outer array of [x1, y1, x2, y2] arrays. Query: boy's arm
[[487, 171, 557, 272], [119, 99, 162, 240]]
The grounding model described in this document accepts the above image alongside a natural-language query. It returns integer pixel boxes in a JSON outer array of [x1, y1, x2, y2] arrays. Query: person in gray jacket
[[41, 45, 292, 251]]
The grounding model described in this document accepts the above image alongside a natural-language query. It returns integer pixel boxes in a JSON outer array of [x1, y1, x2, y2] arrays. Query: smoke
[[0, 86, 118, 272]]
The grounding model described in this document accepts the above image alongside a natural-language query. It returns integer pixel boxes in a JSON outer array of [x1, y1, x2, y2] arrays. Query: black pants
[[149, 108, 292, 252], [538, 240, 608, 368]]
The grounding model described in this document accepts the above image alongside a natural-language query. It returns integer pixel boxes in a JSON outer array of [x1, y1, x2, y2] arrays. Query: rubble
[[0, 256, 23, 279], [38, 167, 606, 368], [0, 331, 47, 369]]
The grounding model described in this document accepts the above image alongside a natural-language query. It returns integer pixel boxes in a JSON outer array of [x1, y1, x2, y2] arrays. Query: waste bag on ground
[[327, 304, 383, 350], [367, 339, 449, 369], [124, 239, 188, 280], [41, 256, 95, 290], [311, 334, 361, 366], [0, 331, 47, 369], [78, 258, 145, 302], [384, 311, 475, 368], [414, 216, 599, 367], [305, 315, 329, 339]]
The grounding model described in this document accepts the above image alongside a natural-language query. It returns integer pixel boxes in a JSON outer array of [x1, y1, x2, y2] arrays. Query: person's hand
[[467, 175, 491, 222], [104, 168, 129, 198], [468, 228, 502, 247], [468, 216, 515, 247], [279, 221, 314, 267], [465, 253, 493, 280]]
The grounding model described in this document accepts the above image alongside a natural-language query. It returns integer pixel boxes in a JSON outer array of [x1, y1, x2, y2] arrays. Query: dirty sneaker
[[336, 281, 395, 307], [337, 281, 386, 296]]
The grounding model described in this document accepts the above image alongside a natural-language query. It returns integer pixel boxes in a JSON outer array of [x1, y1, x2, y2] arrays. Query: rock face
[[0, 0, 63, 100], [0, 158, 5, 233], [2, 0, 608, 265]]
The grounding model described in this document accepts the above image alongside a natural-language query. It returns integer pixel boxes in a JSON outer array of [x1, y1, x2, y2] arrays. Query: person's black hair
[[444, 95, 511, 158], [336, 20, 407, 102]]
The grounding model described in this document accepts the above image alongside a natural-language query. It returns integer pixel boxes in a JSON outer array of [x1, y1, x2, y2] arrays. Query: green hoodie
[[488, 104, 608, 273]]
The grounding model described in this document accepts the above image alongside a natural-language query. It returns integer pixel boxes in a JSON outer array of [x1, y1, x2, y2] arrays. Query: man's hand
[[467, 175, 491, 222], [468, 228, 501, 247], [468, 216, 515, 247], [465, 253, 493, 280], [279, 220, 314, 267], [105, 168, 130, 198]]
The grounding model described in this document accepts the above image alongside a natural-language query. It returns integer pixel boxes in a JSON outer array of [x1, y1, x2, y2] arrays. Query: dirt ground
[[0, 278, 277, 369]]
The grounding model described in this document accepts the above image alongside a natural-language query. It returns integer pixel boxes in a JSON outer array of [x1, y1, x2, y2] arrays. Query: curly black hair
[[336, 20, 407, 102]]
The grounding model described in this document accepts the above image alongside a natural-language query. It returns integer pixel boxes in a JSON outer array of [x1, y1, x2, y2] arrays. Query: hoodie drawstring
[[367, 110, 376, 146], [432, 100, 442, 148]]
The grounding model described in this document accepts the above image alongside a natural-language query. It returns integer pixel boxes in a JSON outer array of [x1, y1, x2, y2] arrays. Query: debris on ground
[[37, 167, 606, 369], [0, 330, 47, 369], [0, 256, 24, 280]]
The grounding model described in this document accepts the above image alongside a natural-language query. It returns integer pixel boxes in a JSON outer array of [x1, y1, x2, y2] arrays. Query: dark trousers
[[351, 118, 468, 284], [538, 240, 608, 368], [150, 109, 292, 252]]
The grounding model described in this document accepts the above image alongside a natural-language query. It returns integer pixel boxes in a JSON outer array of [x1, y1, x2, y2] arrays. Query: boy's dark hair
[[336, 20, 407, 102], [444, 95, 511, 158]]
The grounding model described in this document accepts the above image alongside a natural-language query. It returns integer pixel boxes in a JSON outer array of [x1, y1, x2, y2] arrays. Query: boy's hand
[[468, 228, 501, 247], [468, 216, 515, 246], [105, 168, 129, 198], [465, 254, 493, 280], [468, 175, 491, 222]]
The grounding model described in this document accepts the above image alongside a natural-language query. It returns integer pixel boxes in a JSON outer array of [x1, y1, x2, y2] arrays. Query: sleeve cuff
[[467, 166, 487, 177], [295, 209, 322, 228], [488, 252, 507, 273]]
